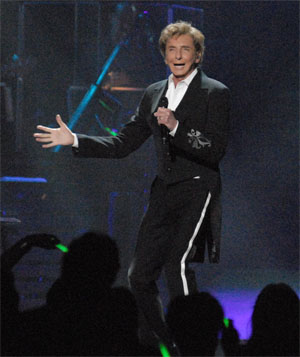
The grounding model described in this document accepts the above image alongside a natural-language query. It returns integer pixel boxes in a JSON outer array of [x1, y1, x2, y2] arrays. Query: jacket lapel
[[149, 70, 209, 125], [151, 80, 168, 114], [174, 70, 208, 123]]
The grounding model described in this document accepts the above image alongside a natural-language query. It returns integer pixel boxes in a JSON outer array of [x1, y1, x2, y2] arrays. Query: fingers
[[42, 142, 56, 148], [36, 125, 53, 133], [34, 132, 52, 138], [155, 108, 169, 123], [33, 132, 53, 146], [26, 234, 60, 250], [154, 109, 165, 124], [154, 108, 178, 131], [34, 114, 69, 149], [157, 117, 166, 126], [35, 137, 53, 143], [34, 114, 64, 134], [56, 114, 65, 128], [154, 107, 168, 117], [154, 107, 173, 122]]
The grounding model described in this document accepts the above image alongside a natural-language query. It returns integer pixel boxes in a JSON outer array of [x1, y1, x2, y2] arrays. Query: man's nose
[[175, 50, 182, 59]]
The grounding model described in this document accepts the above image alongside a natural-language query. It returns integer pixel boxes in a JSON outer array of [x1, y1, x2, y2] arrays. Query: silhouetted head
[[60, 231, 120, 288], [166, 292, 224, 356], [250, 282, 299, 356]]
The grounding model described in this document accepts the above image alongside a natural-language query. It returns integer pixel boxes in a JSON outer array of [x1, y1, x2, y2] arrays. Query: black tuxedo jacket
[[73, 69, 231, 263]]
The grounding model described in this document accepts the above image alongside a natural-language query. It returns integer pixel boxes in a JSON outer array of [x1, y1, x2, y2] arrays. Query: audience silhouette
[[2, 231, 299, 357], [240, 282, 299, 356], [1, 233, 60, 356], [2, 232, 156, 356], [43, 231, 144, 356], [166, 291, 224, 356]]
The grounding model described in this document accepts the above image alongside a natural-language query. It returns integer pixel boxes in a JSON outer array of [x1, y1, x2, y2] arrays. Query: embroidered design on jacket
[[187, 129, 211, 149]]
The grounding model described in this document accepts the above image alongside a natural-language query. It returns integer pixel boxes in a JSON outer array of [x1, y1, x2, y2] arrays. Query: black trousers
[[128, 176, 211, 345]]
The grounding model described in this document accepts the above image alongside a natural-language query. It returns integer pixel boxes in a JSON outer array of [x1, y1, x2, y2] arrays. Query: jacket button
[[167, 167, 171, 172]]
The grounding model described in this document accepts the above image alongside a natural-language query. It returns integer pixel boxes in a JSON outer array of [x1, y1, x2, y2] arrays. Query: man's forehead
[[166, 34, 194, 46]]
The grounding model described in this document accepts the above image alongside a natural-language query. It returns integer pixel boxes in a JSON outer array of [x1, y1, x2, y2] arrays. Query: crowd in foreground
[[1, 231, 299, 356]]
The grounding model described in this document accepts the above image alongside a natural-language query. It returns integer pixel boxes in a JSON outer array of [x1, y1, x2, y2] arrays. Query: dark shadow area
[[1, 231, 158, 356]]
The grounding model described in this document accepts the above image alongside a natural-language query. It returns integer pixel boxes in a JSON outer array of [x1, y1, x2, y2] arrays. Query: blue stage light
[[0, 176, 47, 183], [12, 54, 19, 62], [54, 44, 122, 152]]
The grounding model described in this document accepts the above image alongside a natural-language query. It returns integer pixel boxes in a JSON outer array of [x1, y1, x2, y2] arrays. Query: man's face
[[164, 34, 200, 85]]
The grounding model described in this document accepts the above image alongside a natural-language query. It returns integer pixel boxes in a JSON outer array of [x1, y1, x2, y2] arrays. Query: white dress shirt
[[166, 68, 198, 136]]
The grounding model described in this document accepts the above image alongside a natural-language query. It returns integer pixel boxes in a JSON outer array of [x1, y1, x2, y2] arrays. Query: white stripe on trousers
[[180, 191, 212, 295]]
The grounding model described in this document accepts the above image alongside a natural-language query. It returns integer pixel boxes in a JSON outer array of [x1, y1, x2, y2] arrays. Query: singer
[[34, 21, 230, 353]]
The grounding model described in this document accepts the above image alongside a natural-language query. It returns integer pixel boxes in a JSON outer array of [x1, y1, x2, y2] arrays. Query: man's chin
[[172, 67, 195, 79], [173, 72, 186, 79]]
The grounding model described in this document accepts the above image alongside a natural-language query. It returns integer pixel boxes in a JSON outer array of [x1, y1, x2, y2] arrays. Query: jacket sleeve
[[170, 87, 231, 166], [72, 91, 152, 159]]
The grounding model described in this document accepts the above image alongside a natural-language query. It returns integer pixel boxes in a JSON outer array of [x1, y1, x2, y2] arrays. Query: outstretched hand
[[25, 234, 61, 250], [34, 115, 75, 148]]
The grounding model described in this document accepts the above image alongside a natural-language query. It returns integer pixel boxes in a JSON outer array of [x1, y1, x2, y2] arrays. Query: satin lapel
[[151, 80, 168, 114], [174, 70, 208, 123]]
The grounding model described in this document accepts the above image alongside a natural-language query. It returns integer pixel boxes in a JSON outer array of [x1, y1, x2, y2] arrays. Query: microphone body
[[158, 97, 169, 145]]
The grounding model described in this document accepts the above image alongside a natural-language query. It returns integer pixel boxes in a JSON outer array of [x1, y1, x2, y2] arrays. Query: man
[[34, 21, 231, 353]]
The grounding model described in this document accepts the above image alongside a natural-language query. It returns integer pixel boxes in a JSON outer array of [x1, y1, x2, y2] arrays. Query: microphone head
[[159, 96, 168, 108]]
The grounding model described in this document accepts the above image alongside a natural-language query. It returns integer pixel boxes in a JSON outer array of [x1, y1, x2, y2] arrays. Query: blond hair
[[159, 21, 205, 63]]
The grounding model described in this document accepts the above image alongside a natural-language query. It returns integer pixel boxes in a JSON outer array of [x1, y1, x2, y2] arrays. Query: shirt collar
[[168, 67, 198, 88]]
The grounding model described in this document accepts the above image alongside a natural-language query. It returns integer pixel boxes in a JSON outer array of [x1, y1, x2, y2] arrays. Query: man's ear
[[195, 52, 201, 63]]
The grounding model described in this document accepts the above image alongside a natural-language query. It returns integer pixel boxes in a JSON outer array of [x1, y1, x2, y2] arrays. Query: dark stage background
[[1, 0, 299, 340]]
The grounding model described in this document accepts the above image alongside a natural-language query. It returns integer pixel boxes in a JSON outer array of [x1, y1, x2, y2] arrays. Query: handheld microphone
[[158, 96, 169, 145]]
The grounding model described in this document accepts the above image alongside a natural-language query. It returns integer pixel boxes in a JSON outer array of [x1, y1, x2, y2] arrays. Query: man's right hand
[[33, 114, 75, 148]]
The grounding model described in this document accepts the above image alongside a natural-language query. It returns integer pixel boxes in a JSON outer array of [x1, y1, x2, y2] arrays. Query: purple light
[[143, 11, 148, 14]]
